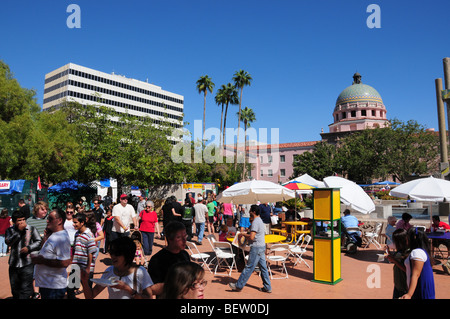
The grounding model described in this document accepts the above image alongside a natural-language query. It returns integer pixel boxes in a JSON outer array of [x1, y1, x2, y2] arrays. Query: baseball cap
[[120, 194, 128, 199]]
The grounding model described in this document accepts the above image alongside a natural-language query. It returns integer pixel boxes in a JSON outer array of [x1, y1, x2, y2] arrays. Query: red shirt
[[432, 221, 450, 232], [0, 217, 11, 235], [139, 210, 158, 233]]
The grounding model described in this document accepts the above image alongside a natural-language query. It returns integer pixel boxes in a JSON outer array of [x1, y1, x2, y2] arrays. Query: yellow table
[[227, 234, 287, 244], [282, 221, 309, 243]]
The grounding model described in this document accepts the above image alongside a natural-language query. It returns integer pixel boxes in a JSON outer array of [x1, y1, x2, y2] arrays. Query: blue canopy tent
[[0, 180, 26, 195], [48, 180, 89, 193], [47, 180, 97, 210], [372, 180, 400, 186]]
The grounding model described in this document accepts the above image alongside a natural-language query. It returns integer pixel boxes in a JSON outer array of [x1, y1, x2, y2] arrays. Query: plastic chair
[[186, 241, 212, 273], [289, 234, 311, 267], [266, 244, 290, 279], [363, 222, 383, 249], [211, 241, 237, 276]]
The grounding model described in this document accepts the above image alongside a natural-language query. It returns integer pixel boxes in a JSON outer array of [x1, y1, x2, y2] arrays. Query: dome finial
[[352, 72, 362, 84]]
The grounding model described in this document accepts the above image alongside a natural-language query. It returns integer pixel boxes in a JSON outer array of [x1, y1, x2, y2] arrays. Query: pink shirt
[[396, 219, 412, 231], [222, 203, 233, 216]]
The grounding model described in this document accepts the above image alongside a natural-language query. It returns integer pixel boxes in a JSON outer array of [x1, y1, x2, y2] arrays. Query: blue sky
[[1, 0, 449, 144]]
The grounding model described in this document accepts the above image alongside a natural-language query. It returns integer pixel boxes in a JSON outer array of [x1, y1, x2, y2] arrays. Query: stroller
[[213, 210, 223, 233], [341, 226, 362, 254]]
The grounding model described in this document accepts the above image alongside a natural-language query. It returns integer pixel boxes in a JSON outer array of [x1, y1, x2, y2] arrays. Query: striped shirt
[[26, 215, 48, 237], [72, 228, 97, 269]]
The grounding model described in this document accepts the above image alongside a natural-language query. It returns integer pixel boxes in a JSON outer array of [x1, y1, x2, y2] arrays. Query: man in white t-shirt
[[31, 208, 72, 299], [111, 194, 137, 240], [193, 199, 208, 245]]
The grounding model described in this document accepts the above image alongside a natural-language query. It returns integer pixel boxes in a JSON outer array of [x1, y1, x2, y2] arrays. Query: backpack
[[183, 206, 194, 220]]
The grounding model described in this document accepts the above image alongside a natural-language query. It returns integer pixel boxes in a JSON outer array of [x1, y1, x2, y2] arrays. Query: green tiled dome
[[336, 83, 383, 106]]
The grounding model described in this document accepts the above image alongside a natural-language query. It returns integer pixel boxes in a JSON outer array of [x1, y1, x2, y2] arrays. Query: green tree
[[237, 106, 256, 180], [292, 141, 338, 180], [221, 83, 239, 153], [0, 60, 40, 123], [63, 101, 175, 192], [0, 61, 79, 183], [232, 70, 252, 167], [215, 85, 227, 148], [196, 75, 214, 147]]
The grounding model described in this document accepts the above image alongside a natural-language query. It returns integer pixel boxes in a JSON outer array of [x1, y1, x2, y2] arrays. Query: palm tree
[[232, 70, 252, 167], [196, 75, 215, 148], [215, 85, 226, 149], [237, 107, 256, 180], [221, 83, 239, 153]]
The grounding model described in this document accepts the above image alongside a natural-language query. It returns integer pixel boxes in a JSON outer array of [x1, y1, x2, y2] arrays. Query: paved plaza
[[0, 225, 448, 300]]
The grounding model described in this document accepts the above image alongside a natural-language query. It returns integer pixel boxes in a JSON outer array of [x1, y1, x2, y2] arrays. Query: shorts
[[239, 217, 251, 228], [208, 216, 215, 223]]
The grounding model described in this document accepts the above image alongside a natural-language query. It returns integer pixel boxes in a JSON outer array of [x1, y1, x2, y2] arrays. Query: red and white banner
[[0, 181, 11, 190]]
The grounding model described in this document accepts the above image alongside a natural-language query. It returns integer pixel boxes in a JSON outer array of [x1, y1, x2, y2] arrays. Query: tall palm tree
[[196, 75, 215, 148], [237, 107, 256, 180], [232, 70, 252, 167], [215, 85, 226, 149], [221, 83, 239, 153]]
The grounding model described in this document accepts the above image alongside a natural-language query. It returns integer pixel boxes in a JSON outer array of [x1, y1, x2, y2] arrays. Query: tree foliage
[[292, 119, 440, 183]]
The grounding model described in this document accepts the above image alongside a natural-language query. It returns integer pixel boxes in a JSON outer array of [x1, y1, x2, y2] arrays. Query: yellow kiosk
[[312, 188, 342, 285]]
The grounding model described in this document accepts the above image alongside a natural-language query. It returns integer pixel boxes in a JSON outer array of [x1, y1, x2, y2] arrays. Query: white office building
[[43, 63, 184, 137]]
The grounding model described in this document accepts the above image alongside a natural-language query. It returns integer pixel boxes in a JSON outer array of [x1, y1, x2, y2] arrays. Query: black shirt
[[147, 248, 190, 283]]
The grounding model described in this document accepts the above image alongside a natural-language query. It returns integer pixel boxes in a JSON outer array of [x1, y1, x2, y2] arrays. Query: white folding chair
[[287, 233, 305, 259], [266, 244, 290, 279], [363, 222, 382, 249], [211, 241, 237, 276], [289, 234, 311, 267], [186, 241, 212, 273]]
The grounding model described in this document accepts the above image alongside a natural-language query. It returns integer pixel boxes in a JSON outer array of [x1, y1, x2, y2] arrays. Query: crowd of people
[[1, 191, 446, 300], [0, 191, 281, 300]]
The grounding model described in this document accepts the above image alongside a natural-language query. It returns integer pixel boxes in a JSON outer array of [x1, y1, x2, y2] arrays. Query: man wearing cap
[[111, 194, 137, 240]]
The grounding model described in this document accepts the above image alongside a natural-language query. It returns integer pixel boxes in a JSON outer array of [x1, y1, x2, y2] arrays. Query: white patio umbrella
[[389, 176, 450, 202], [286, 173, 326, 188], [216, 180, 296, 205], [389, 176, 450, 224], [323, 176, 376, 214]]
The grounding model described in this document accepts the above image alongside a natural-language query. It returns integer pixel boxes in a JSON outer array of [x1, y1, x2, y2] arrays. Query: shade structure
[[283, 181, 316, 194], [285, 173, 325, 188], [372, 180, 400, 186], [323, 176, 375, 214], [389, 176, 450, 202], [216, 180, 296, 205]]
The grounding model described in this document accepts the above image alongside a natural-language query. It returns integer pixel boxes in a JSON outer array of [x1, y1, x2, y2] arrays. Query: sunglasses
[[66, 211, 74, 215]]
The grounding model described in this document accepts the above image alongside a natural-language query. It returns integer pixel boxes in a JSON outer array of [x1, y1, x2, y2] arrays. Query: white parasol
[[216, 180, 296, 205], [323, 176, 375, 214]]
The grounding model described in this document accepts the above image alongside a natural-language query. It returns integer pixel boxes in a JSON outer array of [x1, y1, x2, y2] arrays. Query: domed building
[[321, 73, 389, 144]]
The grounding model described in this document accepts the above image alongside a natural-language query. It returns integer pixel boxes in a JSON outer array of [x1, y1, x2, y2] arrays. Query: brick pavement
[[0, 229, 449, 300]]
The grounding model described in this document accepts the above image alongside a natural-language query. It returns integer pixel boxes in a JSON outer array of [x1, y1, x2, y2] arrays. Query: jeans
[[0, 235, 7, 254], [9, 264, 35, 299], [236, 245, 271, 291], [40, 287, 67, 299], [110, 231, 130, 241], [195, 222, 205, 243], [141, 231, 155, 256]]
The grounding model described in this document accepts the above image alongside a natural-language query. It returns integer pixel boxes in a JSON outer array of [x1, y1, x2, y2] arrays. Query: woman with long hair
[[161, 261, 206, 299], [400, 227, 435, 299]]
